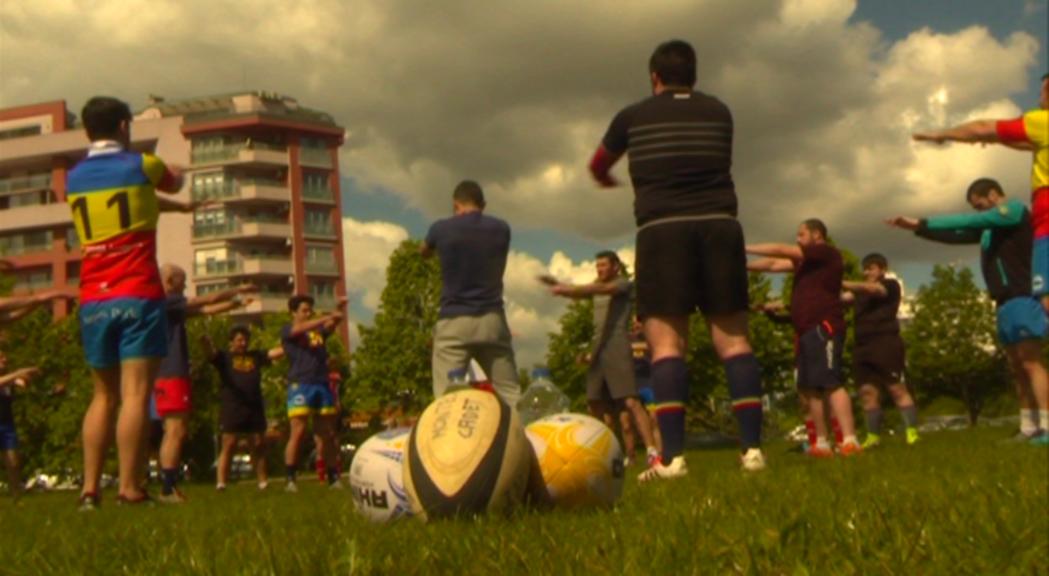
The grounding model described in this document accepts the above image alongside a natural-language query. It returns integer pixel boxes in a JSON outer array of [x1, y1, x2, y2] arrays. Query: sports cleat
[[637, 455, 688, 482], [740, 448, 766, 472], [839, 442, 863, 457], [905, 428, 921, 445], [258, 481, 269, 491], [77, 492, 101, 512], [116, 492, 155, 507], [807, 446, 834, 459], [156, 489, 187, 505], [215, 483, 227, 492], [284, 481, 299, 493], [328, 479, 345, 490], [1029, 432, 1049, 446], [861, 434, 881, 449]]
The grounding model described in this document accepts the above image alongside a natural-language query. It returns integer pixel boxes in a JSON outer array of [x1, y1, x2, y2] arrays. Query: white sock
[[815, 438, 831, 451], [1040, 410, 1049, 433], [1021, 409, 1039, 436], [842, 435, 858, 446]]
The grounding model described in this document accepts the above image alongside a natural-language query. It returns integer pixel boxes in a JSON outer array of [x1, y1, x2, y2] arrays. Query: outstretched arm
[[0, 367, 39, 388], [0, 289, 72, 324], [548, 278, 629, 299], [885, 215, 982, 245], [747, 257, 795, 273], [588, 145, 623, 188], [746, 243, 804, 261], [186, 284, 257, 316], [289, 297, 348, 336], [267, 347, 285, 361], [913, 120, 999, 144], [842, 280, 888, 297]]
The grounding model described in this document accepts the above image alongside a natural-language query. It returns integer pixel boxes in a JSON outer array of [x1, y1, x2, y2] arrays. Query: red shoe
[[808, 446, 834, 459], [839, 442, 863, 457]]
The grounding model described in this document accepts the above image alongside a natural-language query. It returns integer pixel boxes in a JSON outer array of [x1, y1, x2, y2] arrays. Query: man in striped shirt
[[590, 40, 767, 480]]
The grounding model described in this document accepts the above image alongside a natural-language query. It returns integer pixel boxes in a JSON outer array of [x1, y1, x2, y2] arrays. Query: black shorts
[[635, 218, 749, 318], [221, 403, 267, 435], [586, 348, 638, 402], [796, 325, 843, 391], [853, 334, 905, 386], [148, 419, 164, 451]]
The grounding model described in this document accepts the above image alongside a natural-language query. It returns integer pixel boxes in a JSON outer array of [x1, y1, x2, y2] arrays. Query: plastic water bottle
[[516, 367, 570, 425], [446, 368, 471, 393]]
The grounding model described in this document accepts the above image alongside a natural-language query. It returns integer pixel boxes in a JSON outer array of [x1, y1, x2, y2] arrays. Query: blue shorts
[[79, 298, 167, 369], [997, 297, 1048, 346], [1033, 236, 1047, 297], [0, 423, 17, 451], [286, 382, 337, 418]]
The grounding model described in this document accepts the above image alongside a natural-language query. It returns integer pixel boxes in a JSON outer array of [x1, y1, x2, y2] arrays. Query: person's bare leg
[[709, 311, 765, 454], [1007, 345, 1038, 436], [624, 397, 658, 451], [250, 434, 268, 486], [116, 359, 159, 498], [313, 415, 338, 483], [617, 408, 636, 457], [1017, 340, 1049, 434], [81, 366, 120, 497], [805, 391, 829, 443], [828, 387, 857, 440], [4, 451, 20, 498], [217, 433, 237, 487], [285, 416, 307, 482]]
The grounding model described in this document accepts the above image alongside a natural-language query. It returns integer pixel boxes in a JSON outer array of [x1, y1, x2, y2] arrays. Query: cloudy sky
[[2, 0, 1047, 367]]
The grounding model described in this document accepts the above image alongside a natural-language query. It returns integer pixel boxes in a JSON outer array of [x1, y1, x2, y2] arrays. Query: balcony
[[0, 202, 69, 233], [192, 218, 290, 241], [299, 147, 332, 169], [304, 223, 337, 240], [305, 260, 339, 276], [0, 173, 51, 195], [195, 256, 293, 278], [301, 185, 335, 204], [191, 142, 288, 167], [192, 178, 288, 204]]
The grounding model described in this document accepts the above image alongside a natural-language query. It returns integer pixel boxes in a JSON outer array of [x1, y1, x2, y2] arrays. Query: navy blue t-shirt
[[157, 294, 190, 379], [424, 212, 510, 318], [281, 324, 330, 384]]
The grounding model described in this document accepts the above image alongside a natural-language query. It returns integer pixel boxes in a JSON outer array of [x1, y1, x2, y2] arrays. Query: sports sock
[[161, 468, 178, 495], [725, 354, 763, 450], [1040, 410, 1049, 433], [805, 419, 818, 447], [815, 437, 831, 451], [830, 416, 843, 444], [842, 434, 858, 446], [286, 464, 298, 484], [1021, 410, 1039, 436], [651, 357, 688, 463], [865, 408, 884, 435], [900, 405, 918, 429], [327, 467, 339, 484]]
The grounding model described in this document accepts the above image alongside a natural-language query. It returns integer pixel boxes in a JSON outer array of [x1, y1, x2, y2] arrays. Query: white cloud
[[341, 217, 409, 310]]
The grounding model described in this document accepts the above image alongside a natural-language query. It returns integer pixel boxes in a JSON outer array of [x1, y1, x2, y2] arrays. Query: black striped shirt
[[602, 90, 736, 226]]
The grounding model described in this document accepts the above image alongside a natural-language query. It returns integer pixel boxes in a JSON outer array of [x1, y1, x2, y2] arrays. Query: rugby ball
[[525, 413, 624, 508], [403, 389, 531, 521], [349, 428, 413, 523]]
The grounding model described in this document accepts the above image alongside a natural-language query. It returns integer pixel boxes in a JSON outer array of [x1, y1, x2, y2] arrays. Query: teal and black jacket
[[915, 199, 1033, 305]]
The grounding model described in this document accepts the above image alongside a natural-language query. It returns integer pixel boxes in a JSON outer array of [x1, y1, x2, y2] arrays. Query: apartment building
[[0, 92, 348, 341]]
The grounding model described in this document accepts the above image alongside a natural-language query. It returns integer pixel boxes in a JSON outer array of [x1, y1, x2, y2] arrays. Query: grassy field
[[1, 427, 1046, 575]]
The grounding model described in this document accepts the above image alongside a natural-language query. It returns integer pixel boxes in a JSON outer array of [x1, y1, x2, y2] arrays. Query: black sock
[[651, 357, 689, 462], [725, 354, 763, 450]]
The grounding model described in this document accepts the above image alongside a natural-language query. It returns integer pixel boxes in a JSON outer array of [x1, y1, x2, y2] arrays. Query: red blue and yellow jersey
[[997, 110, 1048, 194], [66, 143, 174, 302]]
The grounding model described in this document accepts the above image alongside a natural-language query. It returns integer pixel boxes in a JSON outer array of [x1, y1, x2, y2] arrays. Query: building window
[[0, 173, 53, 210], [15, 267, 53, 291], [0, 125, 43, 141], [191, 171, 228, 200], [302, 172, 330, 200], [0, 229, 52, 257], [66, 262, 81, 286], [304, 208, 333, 236], [305, 245, 336, 272]]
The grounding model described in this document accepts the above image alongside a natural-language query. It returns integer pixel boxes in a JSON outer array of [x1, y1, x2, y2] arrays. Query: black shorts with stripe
[[635, 218, 749, 319], [853, 334, 905, 387], [796, 324, 844, 391]]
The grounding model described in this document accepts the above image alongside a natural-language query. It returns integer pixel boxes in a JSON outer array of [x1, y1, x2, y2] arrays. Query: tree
[[546, 298, 594, 411], [903, 264, 1006, 424], [349, 239, 441, 415]]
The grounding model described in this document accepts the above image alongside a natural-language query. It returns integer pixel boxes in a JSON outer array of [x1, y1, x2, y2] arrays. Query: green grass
[[1, 427, 1046, 575]]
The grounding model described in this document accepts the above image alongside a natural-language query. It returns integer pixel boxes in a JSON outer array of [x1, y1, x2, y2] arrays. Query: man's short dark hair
[[861, 253, 888, 270], [81, 97, 132, 141], [453, 180, 486, 208], [288, 294, 315, 312], [595, 250, 620, 265], [229, 325, 252, 342], [1042, 72, 1049, 82], [649, 40, 697, 87], [966, 178, 1003, 201], [802, 218, 828, 239]]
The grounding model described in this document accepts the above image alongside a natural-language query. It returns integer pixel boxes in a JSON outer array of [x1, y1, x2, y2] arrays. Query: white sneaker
[[740, 448, 766, 472], [637, 455, 688, 482], [284, 481, 298, 493], [215, 483, 227, 492], [328, 479, 344, 490], [258, 481, 269, 491]]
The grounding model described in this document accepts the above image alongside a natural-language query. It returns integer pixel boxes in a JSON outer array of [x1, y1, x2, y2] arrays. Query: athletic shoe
[[1002, 431, 1038, 444], [637, 456, 688, 482], [861, 434, 881, 449], [740, 448, 766, 472], [622, 456, 632, 468], [646, 449, 662, 468], [839, 442, 863, 457], [1029, 432, 1049, 446], [905, 428, 921, 445], [156, 489, 187, 505], [807, 446, 834, 459], [215, 483, 227, 492], [77, 492, 101, 512], [116, 492, 155, 507], [258, 481, 269, 491], [328, 479, 345, 490], [284, 481, 299, 493]]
